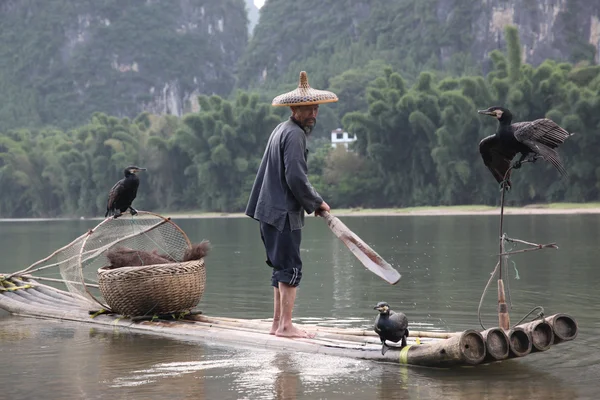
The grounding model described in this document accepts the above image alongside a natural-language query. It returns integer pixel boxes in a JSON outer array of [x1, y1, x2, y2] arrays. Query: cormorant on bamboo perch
[[105, 166, 146, 218], [373, 302, 409, 355], [477, 106, 573, 190]]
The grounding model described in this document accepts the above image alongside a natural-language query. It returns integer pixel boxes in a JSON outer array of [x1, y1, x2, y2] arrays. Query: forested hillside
[[239, 0, 600, 90], [0, 0, 248, 131]]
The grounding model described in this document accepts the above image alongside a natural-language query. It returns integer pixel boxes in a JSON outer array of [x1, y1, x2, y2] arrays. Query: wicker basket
[[97, 259, 206, 317]]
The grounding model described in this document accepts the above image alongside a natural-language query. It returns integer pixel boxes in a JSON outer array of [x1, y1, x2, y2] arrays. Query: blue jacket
[[245, 118, 323, 232]]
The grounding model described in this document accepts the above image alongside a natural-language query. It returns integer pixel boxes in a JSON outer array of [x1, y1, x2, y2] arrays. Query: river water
[[0, 214, 598, 399]]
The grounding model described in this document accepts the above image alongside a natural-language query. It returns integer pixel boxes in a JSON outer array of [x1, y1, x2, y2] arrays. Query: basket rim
[[98, 258, 205, 275]]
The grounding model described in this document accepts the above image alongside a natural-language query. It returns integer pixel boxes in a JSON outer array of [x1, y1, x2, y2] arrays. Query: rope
[[0, 276, 33, 291], [89, 309, 110, 318], [512, 306, 545, 327], [0, 284, 33, 292]]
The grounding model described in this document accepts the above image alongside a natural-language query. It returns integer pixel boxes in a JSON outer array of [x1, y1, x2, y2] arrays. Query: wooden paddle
[[319, 211, 401, 285]]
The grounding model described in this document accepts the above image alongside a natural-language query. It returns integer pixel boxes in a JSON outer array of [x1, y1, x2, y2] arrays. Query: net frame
[[8, 211, 193, 310], [77, 211, 192, 310]]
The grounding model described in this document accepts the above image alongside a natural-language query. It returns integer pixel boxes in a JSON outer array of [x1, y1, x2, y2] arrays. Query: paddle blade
[[321, 211, 401, 285]]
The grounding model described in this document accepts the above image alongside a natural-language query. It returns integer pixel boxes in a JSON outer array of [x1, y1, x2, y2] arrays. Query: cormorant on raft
[[477, 106, 573, 190], [105, 166, 146, 218], [373, 301, 409, 355]]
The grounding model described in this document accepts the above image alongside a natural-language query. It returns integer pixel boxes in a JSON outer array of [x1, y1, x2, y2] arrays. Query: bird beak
[[477, 109, 494, 116], [136, 168, 147, 172]]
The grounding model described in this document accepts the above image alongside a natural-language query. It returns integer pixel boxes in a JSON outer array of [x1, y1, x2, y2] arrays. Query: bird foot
[[499, 180, 511, 192], [511, 161, 522, 170], [129, 207, 138, 216], [112, 212, 122, 219]]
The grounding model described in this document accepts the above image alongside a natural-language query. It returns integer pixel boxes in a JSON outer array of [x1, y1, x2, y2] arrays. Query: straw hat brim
[[272, 71, 338, 107]]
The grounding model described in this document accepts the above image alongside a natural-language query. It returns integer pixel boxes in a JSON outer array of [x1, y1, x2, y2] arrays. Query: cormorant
[[477, 106, 573, 190], [373, 301, 409, 355], [105, 166, 146, 218]]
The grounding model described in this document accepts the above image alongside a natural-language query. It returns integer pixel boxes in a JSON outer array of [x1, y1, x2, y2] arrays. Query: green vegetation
[[1, 0, 599, 218]]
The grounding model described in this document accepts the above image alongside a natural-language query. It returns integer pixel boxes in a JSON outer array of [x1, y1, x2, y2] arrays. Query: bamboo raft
[[0, 275, 578, 369]]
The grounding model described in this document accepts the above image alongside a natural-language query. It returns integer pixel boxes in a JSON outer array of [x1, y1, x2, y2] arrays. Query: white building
[[330, 128, 357, 150]]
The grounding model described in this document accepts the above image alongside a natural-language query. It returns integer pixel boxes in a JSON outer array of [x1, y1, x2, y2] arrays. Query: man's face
[[292, 105, 319, 134]]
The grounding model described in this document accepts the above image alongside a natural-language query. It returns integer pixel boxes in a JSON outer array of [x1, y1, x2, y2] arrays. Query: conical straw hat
[[272, 71, 338, 107]]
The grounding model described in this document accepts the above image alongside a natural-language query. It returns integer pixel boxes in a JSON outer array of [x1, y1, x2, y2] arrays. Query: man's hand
[[315, 201, 331, 217]]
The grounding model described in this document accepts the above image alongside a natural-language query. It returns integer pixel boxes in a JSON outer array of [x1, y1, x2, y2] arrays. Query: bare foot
[[275, 324, 316, 338], [270, 319, 280, 335]]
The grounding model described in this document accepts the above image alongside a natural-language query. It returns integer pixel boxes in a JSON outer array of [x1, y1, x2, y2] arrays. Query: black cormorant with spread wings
[[105, 166, 146, 218], [477, 106, 573, 190]]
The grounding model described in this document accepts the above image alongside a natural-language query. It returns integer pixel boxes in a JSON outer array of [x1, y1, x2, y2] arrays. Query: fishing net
[[10, 211, 192, 310]]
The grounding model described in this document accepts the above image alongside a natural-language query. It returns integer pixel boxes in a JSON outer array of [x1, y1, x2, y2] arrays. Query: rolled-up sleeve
[[283, 131, 323, 214]]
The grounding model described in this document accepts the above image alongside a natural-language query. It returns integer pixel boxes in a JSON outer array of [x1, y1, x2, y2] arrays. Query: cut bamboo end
[[518, 319, 554, 352], [545, 313, 578, 344], [506, 327, 532, 357], [481, 327, 510, 361], [460, 330, 487, 364], [392, 329, 486, 367]]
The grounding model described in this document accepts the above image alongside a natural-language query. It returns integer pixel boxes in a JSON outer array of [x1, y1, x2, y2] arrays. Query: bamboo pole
[[9, 288, 79, 309], [481, 327, 510, 362], [394, 330, 486, 367], [182, 319, 373, 348], [17, 274, 100, 288], [21, 287, 79, 308], [189, 316, 406, 346], [505, 326, 532, 357], [544, 313, 578, 344], [518, 319, 553, 352], [11, 277, 93, 305], [497, 177, 511, 330], [199, 316, 459, 339]]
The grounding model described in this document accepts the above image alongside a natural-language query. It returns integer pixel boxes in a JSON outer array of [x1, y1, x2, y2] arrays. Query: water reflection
[[377, 361, 579, 400], [1, 215, 599, 399], [86, 329, 207, 398], [272, 353, 299, 400]]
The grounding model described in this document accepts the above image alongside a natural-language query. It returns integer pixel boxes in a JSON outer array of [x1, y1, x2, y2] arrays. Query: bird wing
[[520, 138, 568, 178], [513, 119, 570, 177], [106, 179, 125, 211], [513, 119, 572, 148], [478, 134, 520, 184]]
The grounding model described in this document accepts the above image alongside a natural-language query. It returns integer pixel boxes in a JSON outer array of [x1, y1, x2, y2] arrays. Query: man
[[246, 71, 337, 338]]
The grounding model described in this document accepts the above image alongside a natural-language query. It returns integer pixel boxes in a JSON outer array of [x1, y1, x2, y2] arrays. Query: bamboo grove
[[0, 27, 599, 218]]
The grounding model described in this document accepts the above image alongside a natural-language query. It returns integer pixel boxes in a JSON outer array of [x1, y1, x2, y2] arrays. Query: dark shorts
[[259, 218, 302, 288]]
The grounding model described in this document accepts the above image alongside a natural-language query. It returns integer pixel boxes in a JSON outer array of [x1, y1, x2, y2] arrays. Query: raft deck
[[0, 276, 578, 368]]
